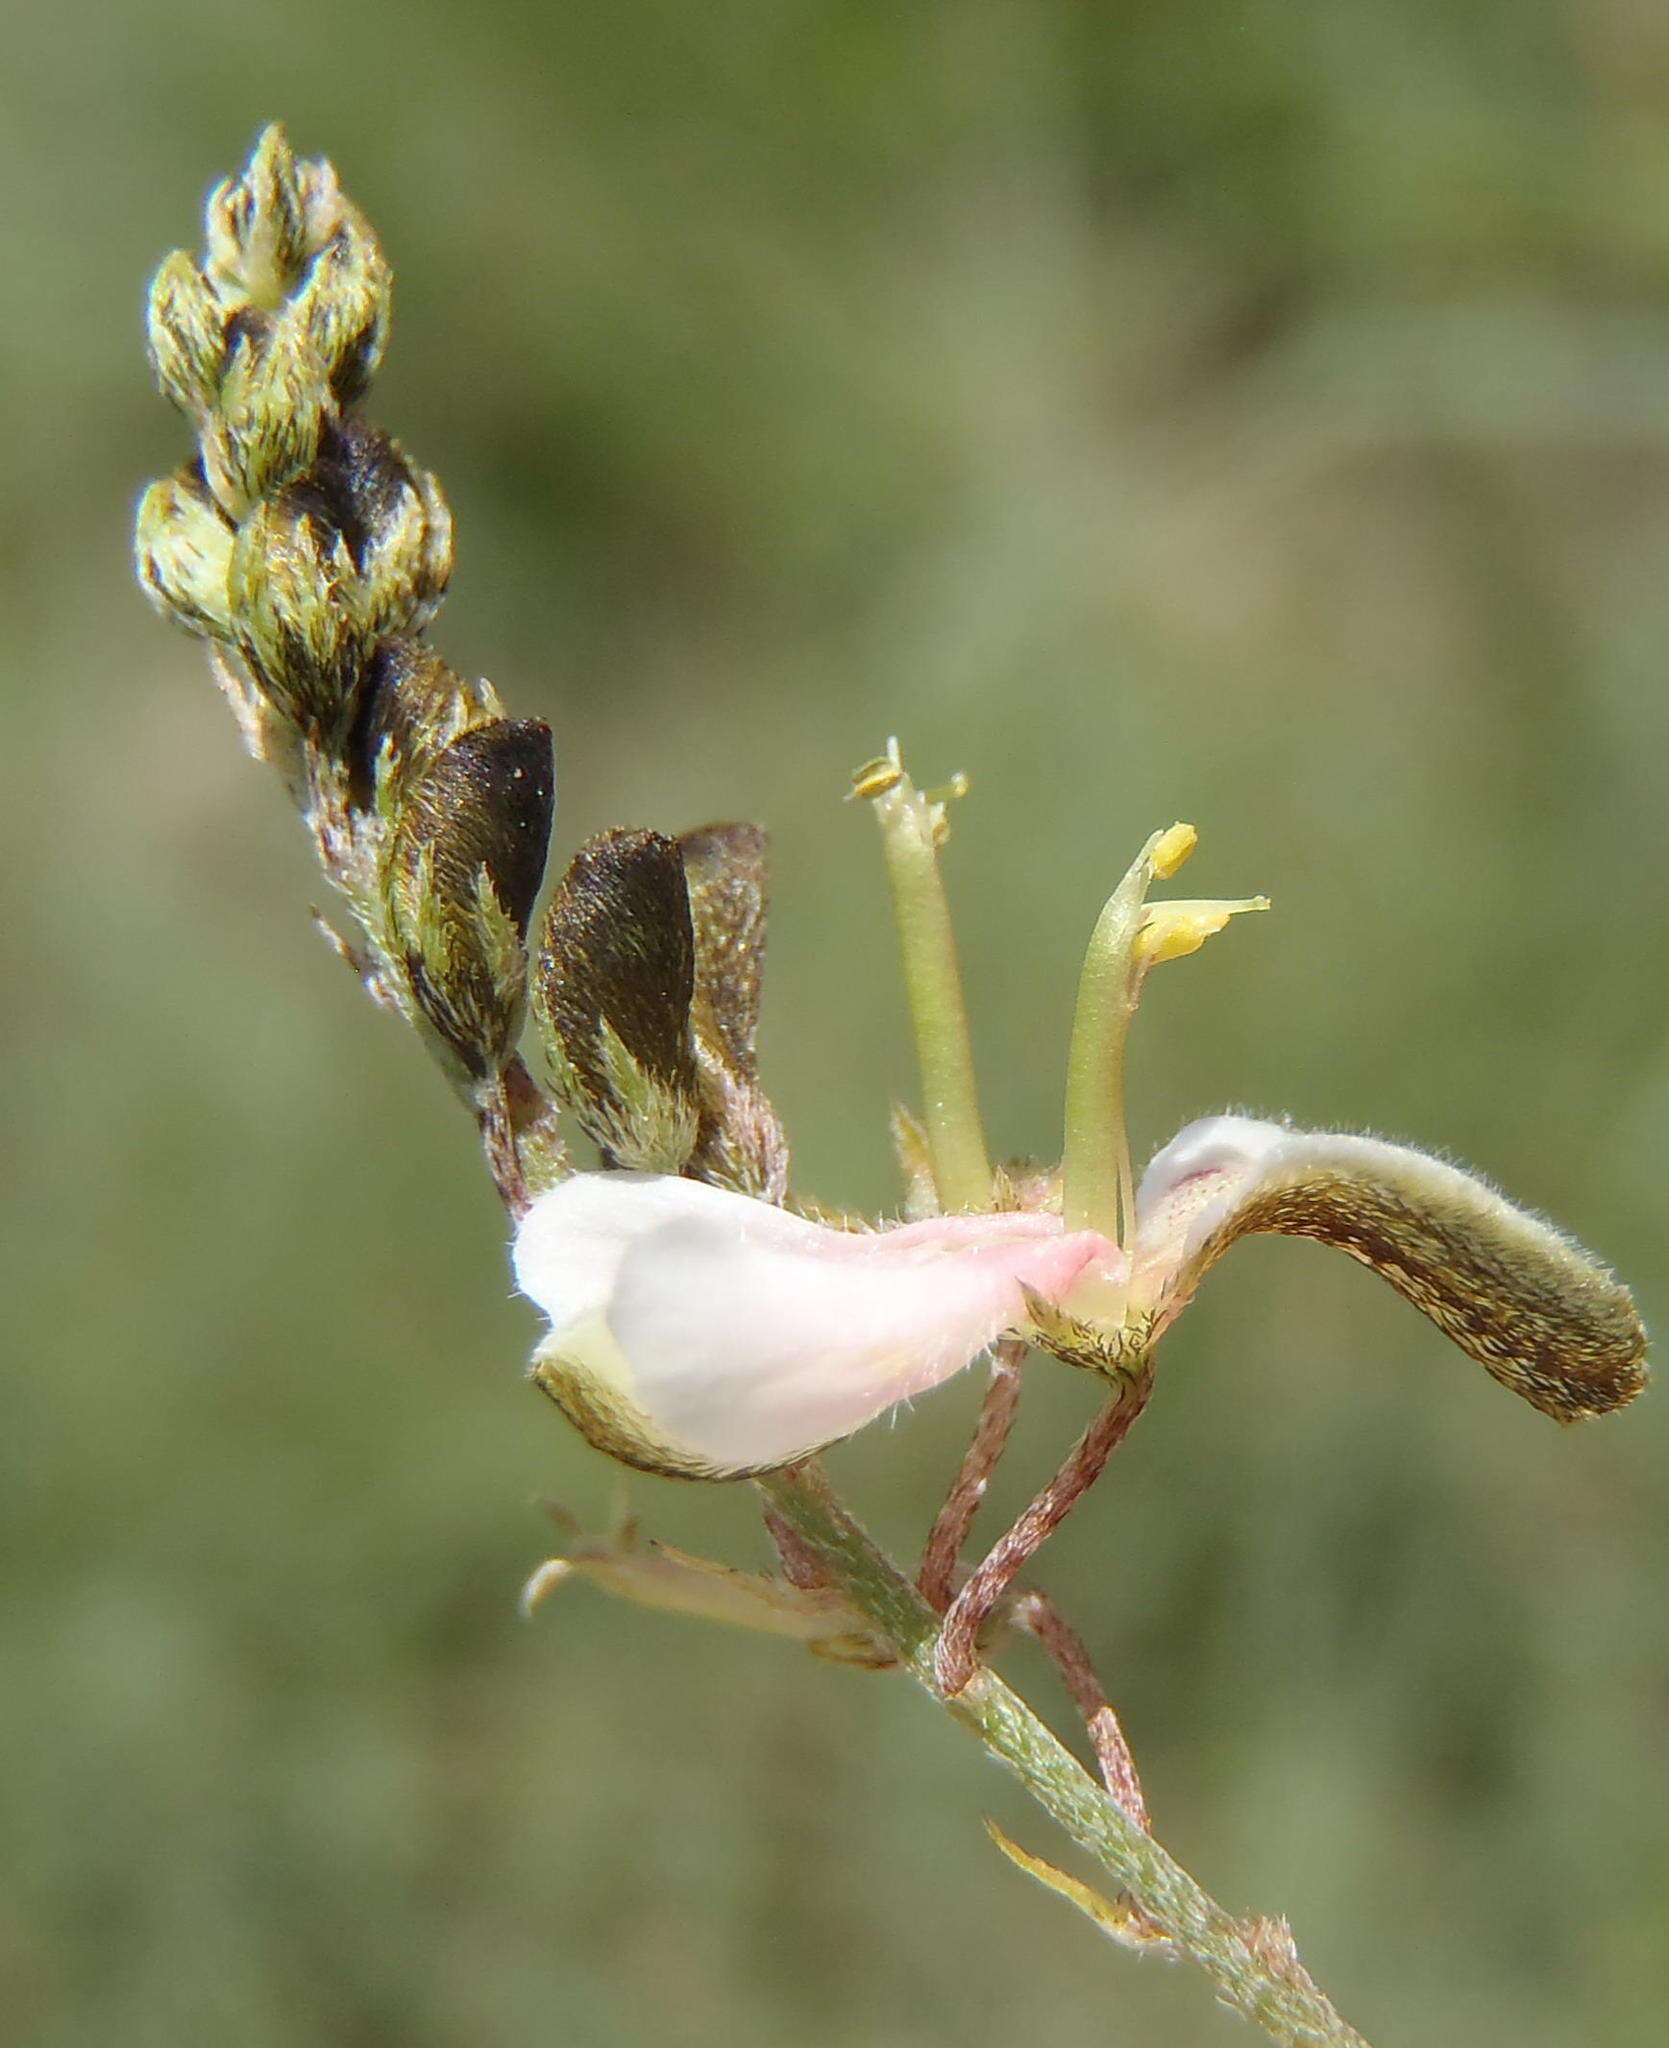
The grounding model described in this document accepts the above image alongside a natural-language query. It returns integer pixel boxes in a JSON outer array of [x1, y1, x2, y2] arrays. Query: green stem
[[870, 769, 992, 1212], [755, 1464, 1372, 2048]]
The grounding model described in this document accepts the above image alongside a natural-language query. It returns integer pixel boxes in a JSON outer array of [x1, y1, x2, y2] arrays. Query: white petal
[[1131, 1114, 1294, 1291], [514, 1175, 1117, 1473]]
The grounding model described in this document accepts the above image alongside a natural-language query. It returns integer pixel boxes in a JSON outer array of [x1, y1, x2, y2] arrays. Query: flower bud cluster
[[136, 129, 801, 1219], [136, 127, 555, 1152]]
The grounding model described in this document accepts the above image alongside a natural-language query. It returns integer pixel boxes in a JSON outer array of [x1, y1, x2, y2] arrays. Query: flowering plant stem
[[139, 131, 1642, 2048], [756, 1459, 1372, 2048]]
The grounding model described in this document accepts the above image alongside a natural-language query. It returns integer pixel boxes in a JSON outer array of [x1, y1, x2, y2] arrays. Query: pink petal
[[514, 1175, 1120, 1472]]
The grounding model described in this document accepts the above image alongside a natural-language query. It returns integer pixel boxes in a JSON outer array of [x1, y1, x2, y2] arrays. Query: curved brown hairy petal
[[533, 829, 702, 1172], [1132, 1118, 1647, 1422]]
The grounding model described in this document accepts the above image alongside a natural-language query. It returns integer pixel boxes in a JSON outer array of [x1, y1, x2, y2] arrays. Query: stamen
[[1060, 826, 1265, 1250], [1059, 829, 1171, 1243], [1149, 821, 1197, 880], [1135, 897, 1269, 969], [853, 739, 992, 1213]]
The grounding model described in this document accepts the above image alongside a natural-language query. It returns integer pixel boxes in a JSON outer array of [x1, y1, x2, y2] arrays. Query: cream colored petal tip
[[1131, 1116, 1647, 1421]]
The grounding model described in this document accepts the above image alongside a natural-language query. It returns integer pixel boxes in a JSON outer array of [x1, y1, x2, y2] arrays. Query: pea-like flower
[[515, 1177, 1123, 1478], [514, 745, 1645, 1480]]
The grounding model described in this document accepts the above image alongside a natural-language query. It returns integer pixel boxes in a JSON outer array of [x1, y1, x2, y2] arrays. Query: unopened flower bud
[[344, 637, 502, 820], [205, 124, 317, 310], [285, 205, 392, 404], [134, 472, 236, 641], [146, 251, 228, 421], [354, 455, 452, 637], [386, 719, 555, 1078], [200, 326, 333, 519], [534, 830, 704, 1172], [227, 486, 369, 731]]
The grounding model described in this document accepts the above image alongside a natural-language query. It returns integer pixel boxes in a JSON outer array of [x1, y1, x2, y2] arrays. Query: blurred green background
[[4, 1, 1667, 2042]]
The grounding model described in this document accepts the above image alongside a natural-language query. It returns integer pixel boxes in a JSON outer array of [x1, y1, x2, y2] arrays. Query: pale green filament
[[860, 743, 992, 1213], [1062, 832, 1267, 1251], [1059, 834, 1164, 1245]]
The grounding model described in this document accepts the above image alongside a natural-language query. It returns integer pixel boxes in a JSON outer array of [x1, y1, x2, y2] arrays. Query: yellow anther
[[1150, 822, 1198, 881], [924, 774, 970, 848], [850, 736, 906, 802], [925, 771, 971, 806], [850, 755, 903, 801], [1135, 897, 1269, 969]]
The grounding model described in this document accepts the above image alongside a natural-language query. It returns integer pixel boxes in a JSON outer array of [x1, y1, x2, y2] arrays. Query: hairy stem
[[755, 1463, 1372, 2048], [917, 1337, 1026, 1610], [935, 1363, 1154, 1695], [1011, 1587, 1149, 1830]]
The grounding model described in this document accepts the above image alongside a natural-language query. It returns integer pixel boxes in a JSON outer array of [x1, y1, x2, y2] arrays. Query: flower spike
[[1131, 1117, 1647, 1421]]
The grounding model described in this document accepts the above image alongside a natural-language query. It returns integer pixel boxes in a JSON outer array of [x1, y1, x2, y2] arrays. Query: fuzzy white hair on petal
[[1133, 1115, 1294, 1276]]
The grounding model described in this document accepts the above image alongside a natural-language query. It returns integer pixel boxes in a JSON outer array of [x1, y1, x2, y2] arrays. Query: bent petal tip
[[1133, 1116, 1647, 1421]]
